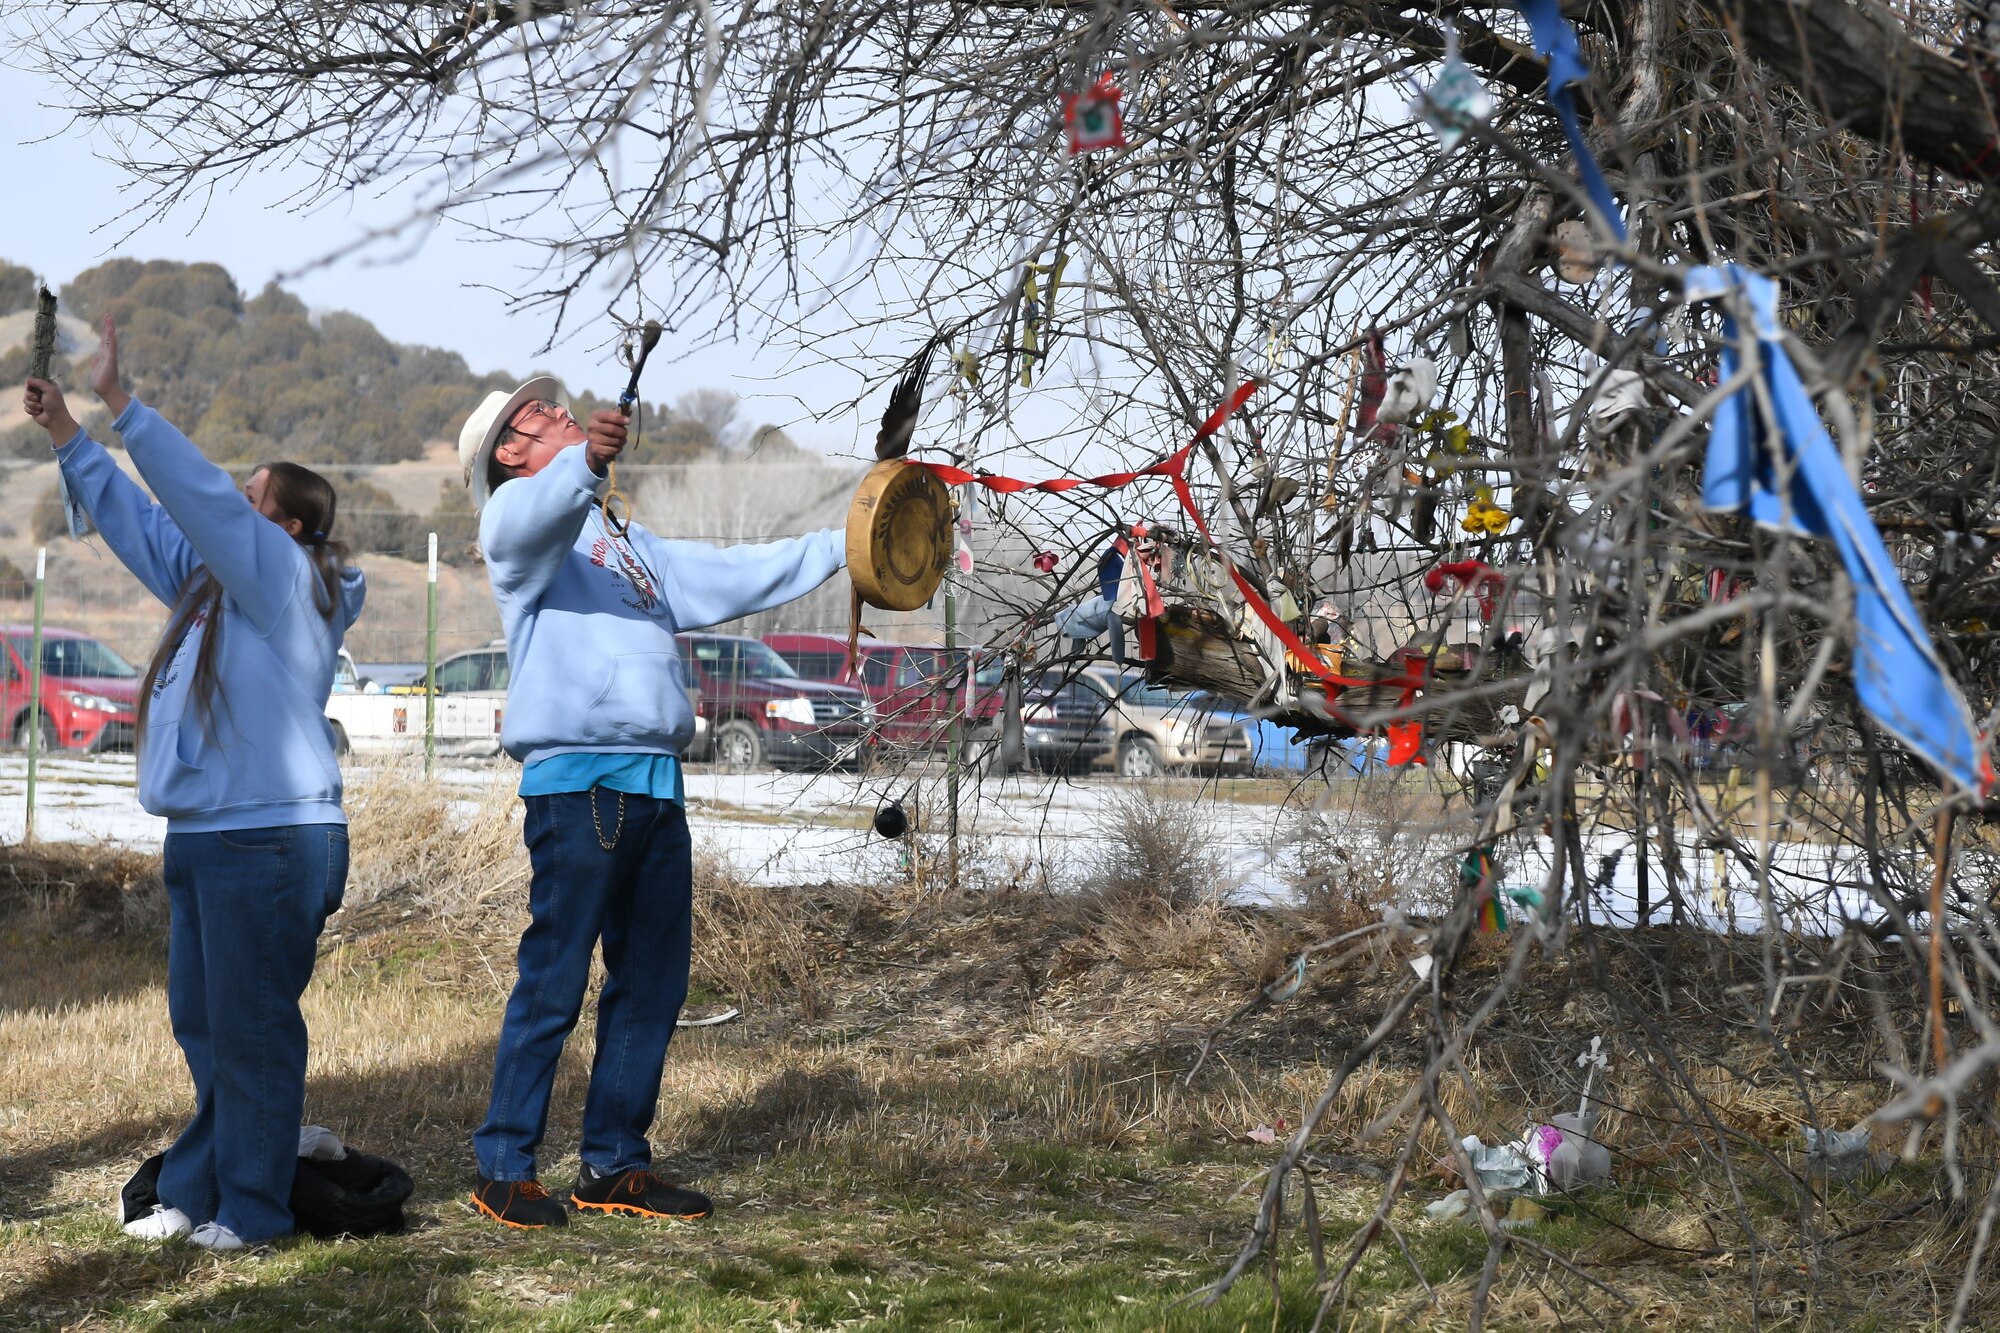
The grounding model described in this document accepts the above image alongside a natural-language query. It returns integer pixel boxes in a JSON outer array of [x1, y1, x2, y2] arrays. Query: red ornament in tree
[[1064, 73, 1126, 155]]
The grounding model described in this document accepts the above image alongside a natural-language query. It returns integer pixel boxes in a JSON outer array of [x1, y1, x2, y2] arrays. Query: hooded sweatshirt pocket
[[140, 720, 217, 816], [584, 652, 690, 747]]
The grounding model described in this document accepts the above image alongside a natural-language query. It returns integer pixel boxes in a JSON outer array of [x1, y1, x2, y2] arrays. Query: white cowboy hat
[[459, 376, 563, 510]]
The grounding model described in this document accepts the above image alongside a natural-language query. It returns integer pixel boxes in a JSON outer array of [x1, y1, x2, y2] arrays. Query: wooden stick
[[1319, 343, 1363, 511], [1929, 804, 1956, 1078]]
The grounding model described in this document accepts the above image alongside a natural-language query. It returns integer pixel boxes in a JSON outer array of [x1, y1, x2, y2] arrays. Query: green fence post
[[425, 531, 438, 779], [945, 571, 959, 891], [24, 547, 45, 842]]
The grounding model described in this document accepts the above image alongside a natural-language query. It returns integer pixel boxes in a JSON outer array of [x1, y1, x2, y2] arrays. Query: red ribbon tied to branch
[[906, 381, 1430, 737]]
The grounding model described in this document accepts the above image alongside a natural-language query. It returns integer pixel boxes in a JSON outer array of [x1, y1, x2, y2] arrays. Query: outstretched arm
[[87, 319, 307, 633], [24, 376, 198, 607], [114, 399, 307, 634], [645, 528, 847, 631]]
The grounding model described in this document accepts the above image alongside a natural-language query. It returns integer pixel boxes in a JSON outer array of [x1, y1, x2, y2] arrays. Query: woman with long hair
[[23, 319, 365, 1251]]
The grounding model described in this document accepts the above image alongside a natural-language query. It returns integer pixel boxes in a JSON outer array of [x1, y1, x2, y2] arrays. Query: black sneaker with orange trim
[[471, 1177, 569, 1229], [572, 1164, 712, 1220]]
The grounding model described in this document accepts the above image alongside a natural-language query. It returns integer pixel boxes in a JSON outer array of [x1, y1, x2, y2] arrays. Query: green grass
[[2, 1156, 1403, 1332]]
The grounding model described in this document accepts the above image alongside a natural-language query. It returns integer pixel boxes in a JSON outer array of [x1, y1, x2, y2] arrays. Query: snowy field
[[0, 754, 1907, 937]]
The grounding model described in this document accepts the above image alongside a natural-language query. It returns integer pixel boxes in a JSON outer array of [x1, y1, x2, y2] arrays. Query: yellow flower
[[1460, 497, 1511, 535]]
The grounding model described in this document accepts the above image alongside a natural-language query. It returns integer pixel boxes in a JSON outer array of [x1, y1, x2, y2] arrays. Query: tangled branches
[[17, 0, 2000, 1324]]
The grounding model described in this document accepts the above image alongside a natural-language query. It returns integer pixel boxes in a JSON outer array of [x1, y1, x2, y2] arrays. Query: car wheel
[[715, 719, 765, 770], [330, 721, 351, 757], [13, 710, 57, 753], [1117, 736, 1163, 779]]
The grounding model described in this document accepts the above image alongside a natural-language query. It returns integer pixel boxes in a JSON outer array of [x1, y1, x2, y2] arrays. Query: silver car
[[1081, 668, 1256, 777]]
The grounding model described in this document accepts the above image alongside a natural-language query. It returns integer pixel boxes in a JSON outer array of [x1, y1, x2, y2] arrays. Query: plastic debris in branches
[[1353, 328, 1388, 441], [1378, 356, 1438, 425], [951, 345, 981, 398], [1516, 0, 1626, 243], [1411, 23, 1493, 154], [1063, 72, 1127, 155], [1462, 486, 1511, 535]]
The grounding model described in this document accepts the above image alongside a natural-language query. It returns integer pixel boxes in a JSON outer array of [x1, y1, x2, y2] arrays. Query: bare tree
[[18, 0, 2000, 1324]]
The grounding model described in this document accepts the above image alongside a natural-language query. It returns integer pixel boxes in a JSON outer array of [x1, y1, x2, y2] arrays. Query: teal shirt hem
[[519, 752, 685, 803]]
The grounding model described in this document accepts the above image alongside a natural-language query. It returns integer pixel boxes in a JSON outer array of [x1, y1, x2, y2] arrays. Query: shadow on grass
[[0, 1033, 508, 1333], [1, 1239, 486, 1333], [0, 1109, 184, 1224], [0, 926, 166, 1017]]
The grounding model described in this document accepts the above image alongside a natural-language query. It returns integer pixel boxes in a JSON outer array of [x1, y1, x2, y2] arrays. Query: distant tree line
[[2, 256, 808, 564]]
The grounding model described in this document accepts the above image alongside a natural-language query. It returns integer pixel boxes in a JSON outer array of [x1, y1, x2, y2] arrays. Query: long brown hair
[[137, 462, 350, 737]]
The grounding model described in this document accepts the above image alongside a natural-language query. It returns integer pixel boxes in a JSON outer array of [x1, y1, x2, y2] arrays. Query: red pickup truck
[[677, 632, 872, 769], [762, 633, 1110, 773], [761, 632, 1003, 750]]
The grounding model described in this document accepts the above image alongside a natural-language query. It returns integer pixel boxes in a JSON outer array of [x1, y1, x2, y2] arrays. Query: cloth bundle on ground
[[119, 1127, 413, 1240]]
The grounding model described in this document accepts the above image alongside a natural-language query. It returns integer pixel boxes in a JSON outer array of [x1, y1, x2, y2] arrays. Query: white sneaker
[[188, 1222, 246, 1252], [122, 1205, 192, 1240]]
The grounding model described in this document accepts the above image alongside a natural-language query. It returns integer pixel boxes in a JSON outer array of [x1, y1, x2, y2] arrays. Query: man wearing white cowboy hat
[[457, 378, 844, 1229]]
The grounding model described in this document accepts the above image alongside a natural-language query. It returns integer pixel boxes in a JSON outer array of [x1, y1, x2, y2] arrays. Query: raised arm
[[113, 398, 309, 634], [24, 376, 199, 606], [645, 528, 846, 631], [480, 442, 609, 609], [76, 319, 308, 633]]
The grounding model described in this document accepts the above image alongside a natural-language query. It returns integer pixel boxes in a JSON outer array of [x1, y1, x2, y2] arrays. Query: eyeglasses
[[510, 399, 576, 433]]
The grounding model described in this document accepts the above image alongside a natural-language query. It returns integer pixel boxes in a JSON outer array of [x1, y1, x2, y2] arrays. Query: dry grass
[[336, 760, 527, 933], [0, 783, 1987, 1330], [1080, 781, 1230, 915], [0, 839, 164, 936], [688, 838, 830, 1020]]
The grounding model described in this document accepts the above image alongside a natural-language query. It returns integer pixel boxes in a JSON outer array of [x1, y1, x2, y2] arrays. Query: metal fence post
[[425, 532, 438, 779], [944, 574, 960, 891], [24, 547, 46, 841]]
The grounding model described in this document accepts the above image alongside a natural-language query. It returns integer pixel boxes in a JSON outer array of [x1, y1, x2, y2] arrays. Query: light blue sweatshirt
[[481, 442, 845, 764], [56, 400, 366, 832]]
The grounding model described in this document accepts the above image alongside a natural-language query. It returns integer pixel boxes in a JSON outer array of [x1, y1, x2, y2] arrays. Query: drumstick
[[606, 320, 663, 536]]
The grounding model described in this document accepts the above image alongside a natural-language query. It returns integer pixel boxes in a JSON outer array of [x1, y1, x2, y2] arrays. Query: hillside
[[0, 256, 788, 469], [0, 257, 950, 661]]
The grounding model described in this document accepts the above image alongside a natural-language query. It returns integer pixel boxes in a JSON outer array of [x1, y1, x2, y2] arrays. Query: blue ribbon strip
[[1516, 0, 1627, 243], [1693, 266, 1982, 792]]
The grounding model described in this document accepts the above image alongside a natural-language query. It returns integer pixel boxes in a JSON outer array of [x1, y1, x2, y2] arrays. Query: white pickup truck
[[324, 649, 506, 757], [322, 646, 705, 759]]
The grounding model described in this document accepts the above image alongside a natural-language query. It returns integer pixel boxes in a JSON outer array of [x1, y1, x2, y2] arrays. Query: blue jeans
[[475, 789, 693, 1182], [157, 824, 348, 1242]]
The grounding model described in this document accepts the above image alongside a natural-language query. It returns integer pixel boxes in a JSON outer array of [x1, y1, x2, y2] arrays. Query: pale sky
[[1, 61, 867, 455]]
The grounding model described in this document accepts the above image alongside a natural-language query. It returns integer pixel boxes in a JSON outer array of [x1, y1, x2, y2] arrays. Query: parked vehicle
[[763, 632, 1003, 749], [678, 632, 870, 769], [1244, 715, 1384, 775], [0, 625, 139, 752], [329, 643, 705, 760], [324, 647, 507, 757], [1079, 668, 1255, 777], [1020, 671, 1113, 773]]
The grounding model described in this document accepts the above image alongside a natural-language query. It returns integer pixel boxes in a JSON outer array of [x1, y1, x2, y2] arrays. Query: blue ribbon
[[1516, 0, 1627, 243], [1694, 265, 1982, 792]]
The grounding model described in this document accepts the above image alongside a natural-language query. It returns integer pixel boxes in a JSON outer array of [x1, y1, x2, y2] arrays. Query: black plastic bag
[[119, 1146, 414, 1240]]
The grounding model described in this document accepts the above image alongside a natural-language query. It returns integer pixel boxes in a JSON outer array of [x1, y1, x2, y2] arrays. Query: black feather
[[874, 337, 940, 460]]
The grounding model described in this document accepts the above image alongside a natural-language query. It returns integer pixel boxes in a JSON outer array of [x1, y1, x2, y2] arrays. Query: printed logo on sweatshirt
[[151, 609, 208, 699], [588, 523, 665, 619]]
